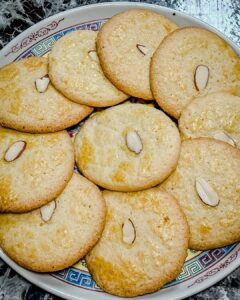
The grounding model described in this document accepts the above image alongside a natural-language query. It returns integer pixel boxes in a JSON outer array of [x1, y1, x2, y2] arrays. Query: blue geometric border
[[50, 244, 237, 291], [51, 265, 101, 291], [165, 243, 236, 287], [16, 19, 107, 61]]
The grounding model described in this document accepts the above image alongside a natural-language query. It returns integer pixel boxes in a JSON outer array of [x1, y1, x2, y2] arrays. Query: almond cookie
[[86, 188, 189, 297], [97, 9, 178, 100], [162, 138, 240, 250], [0, 127, 74, 213], [0, 57, 93, 133], [48, 30, 128, 107], [74, 103, 181, 191], [0, 173, 106, 272], [151, 27, 240, 118], [179, 92, 240, 148]]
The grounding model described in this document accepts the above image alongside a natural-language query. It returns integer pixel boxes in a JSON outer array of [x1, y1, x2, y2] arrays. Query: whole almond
[[196, 177, 219, 207], [213, 132, 236, 147], [40, 200, 56, 222], [126, 131, 143, 154], [88, 50, 99, 62], [4, 141, 26, 162], [194, 65, 209, 91], [35, 75, 50, 93]]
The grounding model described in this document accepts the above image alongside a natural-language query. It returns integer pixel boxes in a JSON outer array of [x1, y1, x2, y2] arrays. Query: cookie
[[74, 103, 181, 191], [162, 138, 240, 250], [97, 9, 178, 100], [151, 27, 240, 118], [0, 57, 93, 133], [86, 188, 189, 297], [0, 173, 106, 272], [48, 30, 128, 107], [0, 127, 74, 213], [179, 92, 240, 148]]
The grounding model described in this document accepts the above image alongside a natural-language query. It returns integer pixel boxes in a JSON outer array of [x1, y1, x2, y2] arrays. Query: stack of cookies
[[0, 8, 239, 298]]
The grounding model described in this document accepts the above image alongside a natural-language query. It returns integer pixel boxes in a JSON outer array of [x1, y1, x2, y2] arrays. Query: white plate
[[0, 2, 239, 300]]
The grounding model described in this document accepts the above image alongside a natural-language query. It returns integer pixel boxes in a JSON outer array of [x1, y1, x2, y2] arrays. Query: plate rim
[[1, 247, 239, 300], [0, 1, 239, 58], [0, 2, 239, 300]]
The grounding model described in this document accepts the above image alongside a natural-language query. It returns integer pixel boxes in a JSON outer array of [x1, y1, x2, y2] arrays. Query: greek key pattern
[[188, 248, 239, 287], [17, 19, 107, 60], [51, 244, 237, 291], [165, 244, 236, 288], [51, 266, 100, 291]]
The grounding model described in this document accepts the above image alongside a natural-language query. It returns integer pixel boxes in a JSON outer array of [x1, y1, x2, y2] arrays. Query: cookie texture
[[151, 27, 240, 118], [162, 138, 240, 250], [179, 92, 240, 148], [97, 9, 178, 100], [0, 57, 93, 133], [48, 30, 128, 107], [0, 127, 74, 213], [86, 188, 189, 297], [74, 103, 181, 191], [0, 173, 106, 272]]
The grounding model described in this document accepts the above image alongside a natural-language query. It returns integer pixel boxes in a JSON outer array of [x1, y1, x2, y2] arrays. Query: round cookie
[[97, 9, 178, 100], [0, 57, 93, 133], [0, 173, 106, 272], [161, 138, 240, 250], [0, 127, 74, 213], [74, 103, 181, 191], [151, 27, 240, 118], [48, 30, 128, 107], [179, 92, 240, 148], [86, 188, 189, 297]]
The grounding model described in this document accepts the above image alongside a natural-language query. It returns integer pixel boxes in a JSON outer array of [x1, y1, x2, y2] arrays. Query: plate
[[0, 2, 239, 300]]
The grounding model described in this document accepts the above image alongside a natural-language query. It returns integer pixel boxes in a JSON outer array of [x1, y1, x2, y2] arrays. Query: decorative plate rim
[[1, 1, 239, 59], [1, 247, 239, 300], [0, 2, 239, 300]]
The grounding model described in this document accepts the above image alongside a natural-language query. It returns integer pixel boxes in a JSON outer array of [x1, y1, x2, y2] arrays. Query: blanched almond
[[40, 200, 56, 222], [4, 141, 26, 162], [196, 177, 219, 207], [194, 65, 209, 91], [213, 132, 236, 147], [122, 219, 136, 244], [126, 131, 142, 154], [35, 75, 50, 93], [136, 44, 147, 56], [88, 50, 99, 62]]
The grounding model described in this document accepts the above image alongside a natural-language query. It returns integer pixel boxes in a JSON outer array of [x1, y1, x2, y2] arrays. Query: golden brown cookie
[[162, 138, 240, 250], [86, 188, 189, 297], [74, 103, 181, 191], [0, 57, 93, 133], [0, 127, 74, 213], [179, 92, 240, 148], [97, 9, 178, 99], [48, 30, 128, 107], [0, 173, 106, 272], [151, 27, 240, 118]]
